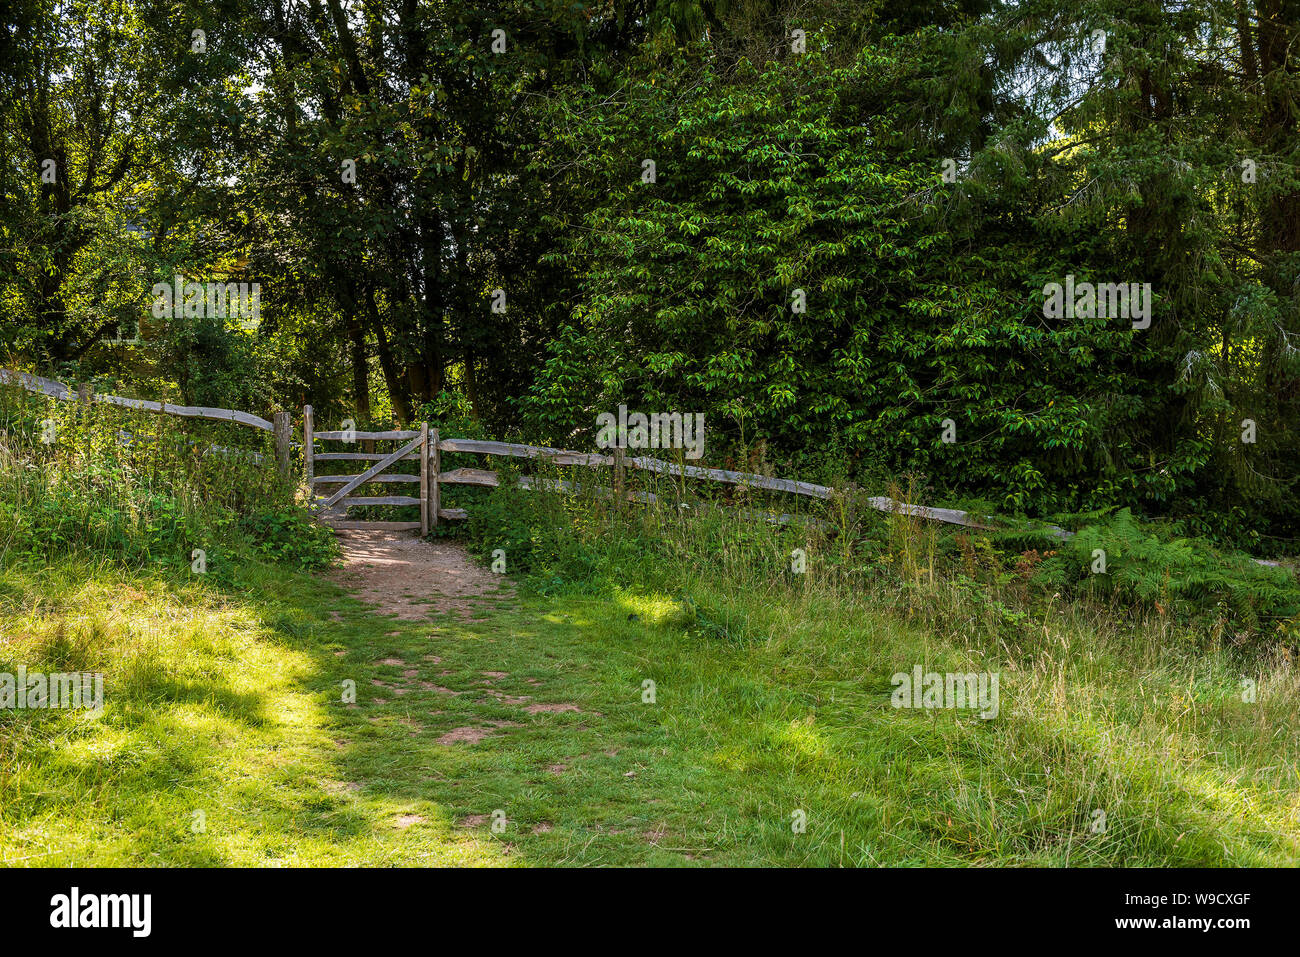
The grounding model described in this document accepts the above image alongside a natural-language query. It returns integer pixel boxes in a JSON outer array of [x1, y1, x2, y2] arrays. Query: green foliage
[[520, 11, 1300, 547], [5, 0, 1300, 548], [1035, 509, 1300, 638], [523, 43, 1150, 513], [158, 311, 269, 413], [241, 507, 339, 572], [417, 392, 489, 441], [464, 479, 603, 594]]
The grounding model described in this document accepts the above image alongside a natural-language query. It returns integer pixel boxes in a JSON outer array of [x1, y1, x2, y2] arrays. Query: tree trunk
[[366, 287, 411, 424], [1257, 1, 1300, 255], [464, 341, 481, 421], [346, 308, 371, 421]]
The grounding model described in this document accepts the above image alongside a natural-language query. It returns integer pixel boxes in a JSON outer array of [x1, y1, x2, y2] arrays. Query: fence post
[[274, 410, 291, 483], [76, 382, 90, 427], [302, 405, 315, 494], [613, 446, 626, 510], [419, 422, 430, 537], [430, 428, 440, 530]]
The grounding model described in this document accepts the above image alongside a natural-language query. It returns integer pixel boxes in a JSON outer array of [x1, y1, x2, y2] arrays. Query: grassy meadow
[[1, 389, 1298, 866]]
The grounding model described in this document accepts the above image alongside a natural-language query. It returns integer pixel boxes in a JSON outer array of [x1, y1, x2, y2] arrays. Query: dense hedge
[[523, 33, 1300, 552]]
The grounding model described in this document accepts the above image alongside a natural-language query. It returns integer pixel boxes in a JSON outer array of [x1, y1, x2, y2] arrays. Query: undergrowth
[[0, 384, 337, 576]]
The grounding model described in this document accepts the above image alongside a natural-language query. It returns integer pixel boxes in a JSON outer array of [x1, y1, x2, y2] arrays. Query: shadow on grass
[[4, 544, 1299, 867]]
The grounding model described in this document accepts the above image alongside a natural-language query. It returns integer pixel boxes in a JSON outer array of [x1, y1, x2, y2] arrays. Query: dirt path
[[327, 530, 513, 621]]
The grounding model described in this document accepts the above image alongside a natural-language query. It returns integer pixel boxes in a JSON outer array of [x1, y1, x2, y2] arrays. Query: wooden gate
[[303, 406, 436, 534]]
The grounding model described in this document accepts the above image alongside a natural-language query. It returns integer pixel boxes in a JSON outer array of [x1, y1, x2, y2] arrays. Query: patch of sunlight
[[77, 725, 136, 760], [614, 589, 682, 625], [771, 715, 832, 762], [541, 609, 595, 627], [148, 703, 238, 735], [1177, 762, 1299, 836]]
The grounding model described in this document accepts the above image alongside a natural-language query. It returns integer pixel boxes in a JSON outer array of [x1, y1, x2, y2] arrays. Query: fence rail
[[304, 424, 1016, 536], [1, 369, 275, 431], [1, 367, 292, 476], [430, 450, 998, 531]]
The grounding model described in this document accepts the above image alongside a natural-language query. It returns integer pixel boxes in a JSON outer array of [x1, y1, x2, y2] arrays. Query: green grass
[[3, 381, 1296, 866], [3, 544, 1298, 866]]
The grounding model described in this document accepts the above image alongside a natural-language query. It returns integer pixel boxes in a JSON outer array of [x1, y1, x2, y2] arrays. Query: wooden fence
[[6, 368, 1288, 568], [0, 368, 294, 476], [1, 367, 1061, 541], [302, 412, 1015, 536], [304, 412, 458, 534]]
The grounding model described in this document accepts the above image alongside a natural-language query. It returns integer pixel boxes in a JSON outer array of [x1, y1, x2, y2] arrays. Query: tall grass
[[0, 384, 334, 577], [461, 457, 1300, 863]]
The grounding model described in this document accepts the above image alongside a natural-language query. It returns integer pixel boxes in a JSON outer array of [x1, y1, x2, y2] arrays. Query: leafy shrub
[[464, 477, 604, 594], [241, 507, 338, 571], [1033, 509, 1300, 638]]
